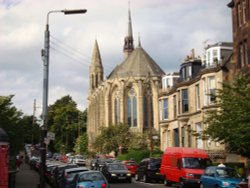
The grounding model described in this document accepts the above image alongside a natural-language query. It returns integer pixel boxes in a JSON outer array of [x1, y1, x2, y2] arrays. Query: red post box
[[0, 128, 9, 188]]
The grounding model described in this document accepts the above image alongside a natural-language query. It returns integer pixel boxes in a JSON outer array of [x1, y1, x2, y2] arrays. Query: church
[[87, 8, 165, 147]]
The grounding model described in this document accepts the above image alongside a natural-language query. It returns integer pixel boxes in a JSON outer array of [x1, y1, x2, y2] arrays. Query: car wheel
[[142, 174, 149, 183], [134, 173, 139, 181], [164, 177, 172, 186], [178, 179, 185, 188], [127, 178, 132, 183]]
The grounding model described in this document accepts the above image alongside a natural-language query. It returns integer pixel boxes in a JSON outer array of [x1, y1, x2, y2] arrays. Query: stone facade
[[87, 9, 164, 149], [159, 44, 233, 160], [228, 0, 250, 76]]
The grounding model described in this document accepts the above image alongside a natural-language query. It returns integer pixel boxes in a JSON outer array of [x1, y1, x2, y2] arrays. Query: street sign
[[47, 132, 55, 140]]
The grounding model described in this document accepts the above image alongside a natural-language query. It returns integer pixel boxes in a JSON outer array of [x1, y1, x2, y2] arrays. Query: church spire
[[123, 2, 134, 59], [89, 39, 103, 92]]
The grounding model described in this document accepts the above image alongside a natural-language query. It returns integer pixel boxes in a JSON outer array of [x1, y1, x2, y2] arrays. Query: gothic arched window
[[143, 89, 153, 129], [114, 97, 120, 124], [127, 88, 137, 127]]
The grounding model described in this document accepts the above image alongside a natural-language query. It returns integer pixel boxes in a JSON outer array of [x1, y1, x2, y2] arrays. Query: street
[[109, 180, 177, 188]]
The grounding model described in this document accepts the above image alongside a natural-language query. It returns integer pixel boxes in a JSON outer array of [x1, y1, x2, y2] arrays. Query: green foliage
[[0, 95, 40, 158], [48, 95, 82, 153], [92, 123, 133, 155], [73, 133, 88, 155], [116, 150, 150, 163], [205, 74, 250, 157], [127, 132, 148, 150]]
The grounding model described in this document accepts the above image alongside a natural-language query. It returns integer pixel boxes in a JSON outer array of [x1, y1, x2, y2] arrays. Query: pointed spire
[[90, 39, 103, 92], [123, 1, 134, 59], [128, 1, 133, 37], [91, 39, 103, 68]]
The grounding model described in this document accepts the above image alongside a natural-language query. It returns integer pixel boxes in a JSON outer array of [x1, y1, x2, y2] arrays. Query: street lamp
[[40, 9, 87, 188]]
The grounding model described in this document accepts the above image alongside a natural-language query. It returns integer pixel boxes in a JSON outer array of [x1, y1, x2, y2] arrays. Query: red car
[[123, 160, 138, 175]]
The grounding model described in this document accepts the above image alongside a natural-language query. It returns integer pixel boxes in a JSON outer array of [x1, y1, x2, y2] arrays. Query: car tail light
[[77, 186, 84, 188], [101, 183, 107, 188]]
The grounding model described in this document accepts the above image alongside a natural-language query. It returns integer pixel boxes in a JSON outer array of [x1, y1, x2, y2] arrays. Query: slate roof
[[108, 46, 165, 79]]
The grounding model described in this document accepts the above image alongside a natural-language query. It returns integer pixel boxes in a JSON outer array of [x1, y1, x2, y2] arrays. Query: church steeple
[[123, 2, 134, 59], [89, 39, 103, 92]]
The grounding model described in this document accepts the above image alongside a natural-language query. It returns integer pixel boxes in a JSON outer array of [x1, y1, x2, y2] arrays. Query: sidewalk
[[15, 163, 51, 188]]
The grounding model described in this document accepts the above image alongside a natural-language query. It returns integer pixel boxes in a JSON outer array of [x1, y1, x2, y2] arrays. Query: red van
[[160, 147, 211, 188]]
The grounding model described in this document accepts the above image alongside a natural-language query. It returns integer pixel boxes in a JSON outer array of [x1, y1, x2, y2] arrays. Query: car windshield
[[79, 172, 104, 182], [126, 161, 136, 166], [76, 155, 84, 159], [68, 170, 88, 178], [108, 164, 127, 171], [182, 158, 211, 169], [216, 168, 241, 178], [150, 158, 161, 168]]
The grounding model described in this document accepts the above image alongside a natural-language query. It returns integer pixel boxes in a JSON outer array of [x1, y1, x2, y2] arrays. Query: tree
[[127, 132, 148, 151], [0, 95, 41, 156], [73, 133, 88, 155], [48, 95, 80, 153], [204, 74, 250, 157], [92, 123, 133, 156]]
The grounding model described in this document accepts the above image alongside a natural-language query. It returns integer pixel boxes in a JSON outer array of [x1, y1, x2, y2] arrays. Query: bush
[[117, 149, 163, 163]]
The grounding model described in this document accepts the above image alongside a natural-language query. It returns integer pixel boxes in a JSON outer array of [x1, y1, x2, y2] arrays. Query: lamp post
[[40, 9, 87, 188]]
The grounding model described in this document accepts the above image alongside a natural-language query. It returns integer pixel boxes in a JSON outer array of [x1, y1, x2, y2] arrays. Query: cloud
[[0, 0, 232, 115]]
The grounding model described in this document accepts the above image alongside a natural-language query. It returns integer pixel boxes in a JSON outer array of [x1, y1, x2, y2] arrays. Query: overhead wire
[[49, 35, 116, 73], [50, 35, 90, 66], [51, 35, 91, 62]]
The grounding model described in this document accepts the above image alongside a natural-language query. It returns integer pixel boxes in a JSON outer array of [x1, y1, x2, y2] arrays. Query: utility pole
[[32, 99, 36, 144], [39, 9, 87, 188]]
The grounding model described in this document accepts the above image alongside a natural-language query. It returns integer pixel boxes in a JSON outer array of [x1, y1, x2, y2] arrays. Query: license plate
[[118, 177, 126, 179]]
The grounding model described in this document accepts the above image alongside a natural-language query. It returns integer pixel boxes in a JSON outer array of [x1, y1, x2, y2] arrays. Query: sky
[[0, 0, 233, 118]]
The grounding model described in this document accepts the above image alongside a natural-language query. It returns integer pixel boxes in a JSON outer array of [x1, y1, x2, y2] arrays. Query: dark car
[[58, 167, 88, 188], [51, 164, 78, 188], [45, 163, 60, 185], [199, 166, 243, 188], [135, 158, 163, 183], [101, 162, 132, 183], [90, 158, 114, 170]]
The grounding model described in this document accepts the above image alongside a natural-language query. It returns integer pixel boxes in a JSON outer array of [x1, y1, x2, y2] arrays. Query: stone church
[[87, 8, 165, 147]]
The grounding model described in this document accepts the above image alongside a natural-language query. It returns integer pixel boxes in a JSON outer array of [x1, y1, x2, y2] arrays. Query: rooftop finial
[[123, 1, 134, 58], [128, 1, 132, 37]]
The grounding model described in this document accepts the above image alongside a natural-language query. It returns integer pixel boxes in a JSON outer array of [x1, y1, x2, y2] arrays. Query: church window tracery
[[127, 88, 137, 127]]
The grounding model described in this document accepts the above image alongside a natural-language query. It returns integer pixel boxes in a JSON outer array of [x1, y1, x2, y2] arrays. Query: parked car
[[199, 166, 243, 188], [51, 164, 78, 188], [61, 155, 70, 163], [90, 158, 113, 170], [160, 147, 211, 187], [45, 163, 60, 185], [68, 156, 75, 164], [135, 158, 163, 183], [72, 171, 110, 188], [58, 167, 88, 188], [123, 160, 138, 176], [101, 162, 132, 183], [73, 155, 86, 166]]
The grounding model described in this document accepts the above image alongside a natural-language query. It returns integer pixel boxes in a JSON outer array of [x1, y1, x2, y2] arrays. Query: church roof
[[108, 45, 165, 79]]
